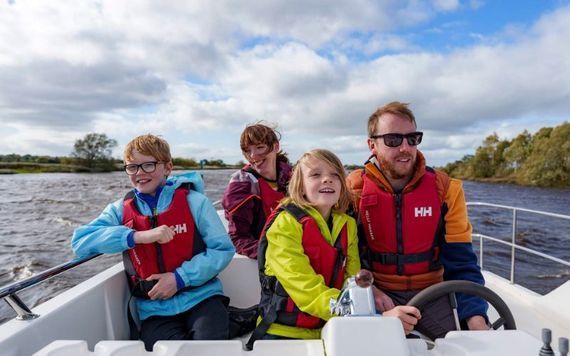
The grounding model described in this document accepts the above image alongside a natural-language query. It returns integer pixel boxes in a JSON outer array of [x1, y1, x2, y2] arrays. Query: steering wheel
[[406, 280, 516, 335]]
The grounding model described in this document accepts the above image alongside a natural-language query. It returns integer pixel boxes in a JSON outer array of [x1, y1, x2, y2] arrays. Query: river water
[[0, 170, 569, 324]]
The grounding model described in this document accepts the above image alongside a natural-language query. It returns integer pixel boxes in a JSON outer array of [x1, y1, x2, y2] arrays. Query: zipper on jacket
[[151, 208, 166, 273], [150, 208, 158, 228], [394, 193, 404, 275]]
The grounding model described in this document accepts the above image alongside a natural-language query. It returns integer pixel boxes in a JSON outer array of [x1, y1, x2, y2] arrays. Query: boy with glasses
[[346, 102, 488, 339], [71, 134, 235, 350]]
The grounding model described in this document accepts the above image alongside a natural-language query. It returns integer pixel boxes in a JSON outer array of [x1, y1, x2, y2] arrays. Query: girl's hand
[[146, 273, 178, 300], [134, 225, 175, 244], [383, 305, 421, 335], [372, 286, 395, 312]]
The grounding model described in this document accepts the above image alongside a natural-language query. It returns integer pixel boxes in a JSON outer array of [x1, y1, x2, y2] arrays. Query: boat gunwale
[[467, 201, 570, 287], [0, 254, 101, 301]]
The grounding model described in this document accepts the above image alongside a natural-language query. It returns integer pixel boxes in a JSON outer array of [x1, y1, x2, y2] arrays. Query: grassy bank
[[454, 173, 569, 188], [467, 176, 517, 184], [0, 162, 105, 174]]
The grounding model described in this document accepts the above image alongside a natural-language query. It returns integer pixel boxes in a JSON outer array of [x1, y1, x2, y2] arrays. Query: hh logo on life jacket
[[414, 206, 432, 217], [170, 223, 188, 235]]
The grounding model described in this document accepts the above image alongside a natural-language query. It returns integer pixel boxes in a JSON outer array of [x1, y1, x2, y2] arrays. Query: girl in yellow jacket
[[247, 149, 420, 350]]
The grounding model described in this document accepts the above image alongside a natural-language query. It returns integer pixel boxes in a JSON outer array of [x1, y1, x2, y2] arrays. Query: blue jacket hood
[[168, 171, 205, 194]]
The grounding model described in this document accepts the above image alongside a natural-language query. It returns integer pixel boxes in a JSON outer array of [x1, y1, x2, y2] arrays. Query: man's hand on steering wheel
[[383, 305, 422, 335], [467, 315, 489, 330]]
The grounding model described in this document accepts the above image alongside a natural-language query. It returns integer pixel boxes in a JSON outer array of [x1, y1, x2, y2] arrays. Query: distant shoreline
[[2, 163, 566, 190], [458, 175, 568, 189], [0, 163, 238, 174]]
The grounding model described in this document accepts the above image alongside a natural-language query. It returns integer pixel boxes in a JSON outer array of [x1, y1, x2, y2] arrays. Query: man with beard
[[346, 102, 488, 340]]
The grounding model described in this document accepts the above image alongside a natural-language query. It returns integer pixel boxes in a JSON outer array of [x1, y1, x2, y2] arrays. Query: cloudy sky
[[1, 0, 569, 166]]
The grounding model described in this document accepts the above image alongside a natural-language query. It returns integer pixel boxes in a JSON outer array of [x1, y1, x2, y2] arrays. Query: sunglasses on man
[[370, 132, 423, 148]]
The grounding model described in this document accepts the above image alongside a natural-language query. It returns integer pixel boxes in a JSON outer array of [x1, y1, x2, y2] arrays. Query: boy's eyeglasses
[[369, 132, 423, 148], [124, 161, 163, 175]]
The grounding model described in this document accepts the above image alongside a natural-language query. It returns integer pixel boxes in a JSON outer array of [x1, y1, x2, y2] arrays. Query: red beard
[[378, 154, 415, 180]]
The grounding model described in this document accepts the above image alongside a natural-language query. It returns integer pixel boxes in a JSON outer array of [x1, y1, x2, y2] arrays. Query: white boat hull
[[0, 255, 568, 355], [483, 270, 570, 346]]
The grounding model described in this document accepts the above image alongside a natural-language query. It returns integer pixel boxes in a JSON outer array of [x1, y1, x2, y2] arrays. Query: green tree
[[443, 124, 568, 187], [205, 159, 226, 167], [172, 157, 198, 168], [519, 123, 570, 187], [471, 147, 493, 178], [492, 139, 510, 176], [72, 133, 117, 169], [469, 133, 501, 178], [441, 154, 473, 178], [467, 133, 512, 178], [504, 130, 532, 172]]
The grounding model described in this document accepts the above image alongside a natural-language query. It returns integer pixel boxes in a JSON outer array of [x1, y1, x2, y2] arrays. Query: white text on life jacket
[[364, 209, 375, 240], [414, 206, 432, 217], [170, 223, 188, 235]]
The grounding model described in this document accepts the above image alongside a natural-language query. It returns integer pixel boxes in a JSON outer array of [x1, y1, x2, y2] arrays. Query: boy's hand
[[382, 305, 421, 335], [146, 273, 178, 300], [134, 225, 175, 244], [372, 286, 395, 312]]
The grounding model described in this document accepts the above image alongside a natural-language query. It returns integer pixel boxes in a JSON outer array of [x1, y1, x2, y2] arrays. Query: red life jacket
[[121, 184, 205, 297], [256, 204, 348, 331], [359, 168, 445, 278], [243, 166, 285, 218]]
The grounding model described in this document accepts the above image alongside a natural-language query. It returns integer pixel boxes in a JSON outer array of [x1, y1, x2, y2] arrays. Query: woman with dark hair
[[222, 122, 292, 259]]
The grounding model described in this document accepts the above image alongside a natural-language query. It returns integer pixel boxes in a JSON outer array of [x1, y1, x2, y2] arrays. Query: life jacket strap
[[370, 250, 435, 266], [246, 275, 286, 350], [329, 228, 346, 290], [246, 292, 279, 350]]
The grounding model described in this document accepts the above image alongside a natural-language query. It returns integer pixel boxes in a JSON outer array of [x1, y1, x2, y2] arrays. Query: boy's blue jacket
[[71, 172, 235, 321]]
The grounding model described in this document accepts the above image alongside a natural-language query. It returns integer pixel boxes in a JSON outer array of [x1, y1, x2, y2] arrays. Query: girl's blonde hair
[[123, 134, 172, 163], [284, 149, 351, 214]]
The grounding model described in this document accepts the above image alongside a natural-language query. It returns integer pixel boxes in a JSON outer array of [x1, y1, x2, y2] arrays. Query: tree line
[[441, 122, 569, 188], [0, 133, 234, 173]]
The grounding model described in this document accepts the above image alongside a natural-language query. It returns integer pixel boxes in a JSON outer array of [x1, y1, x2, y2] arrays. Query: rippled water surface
[[0, 171, 568, 324]]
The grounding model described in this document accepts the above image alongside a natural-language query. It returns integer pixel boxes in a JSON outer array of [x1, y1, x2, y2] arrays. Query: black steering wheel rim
[[407, 280, 516, 331]]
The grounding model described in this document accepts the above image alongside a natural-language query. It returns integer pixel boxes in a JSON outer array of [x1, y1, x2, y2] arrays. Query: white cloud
[[0, 122, 84, 156], [1, 1, 570, 167], [469, 0, 485, 10], [433, 0, 460, 12]]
